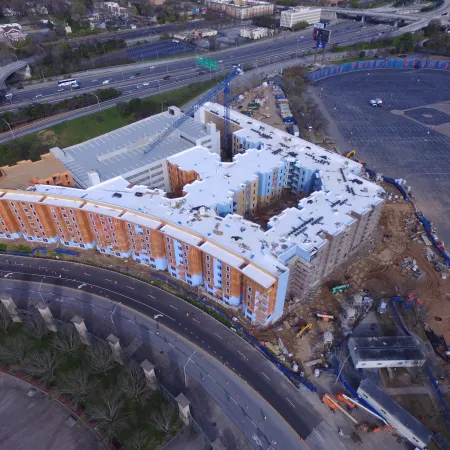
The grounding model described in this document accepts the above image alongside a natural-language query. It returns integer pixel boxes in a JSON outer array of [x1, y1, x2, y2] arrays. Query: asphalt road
[[0, 21, 393, 113], [312, 69, 450, 246], [0, 254, 347, 450]]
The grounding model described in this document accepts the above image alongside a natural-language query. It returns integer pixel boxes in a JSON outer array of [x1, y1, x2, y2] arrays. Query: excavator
[[345, 149, 366, 166], [297, 323, 312, 338]]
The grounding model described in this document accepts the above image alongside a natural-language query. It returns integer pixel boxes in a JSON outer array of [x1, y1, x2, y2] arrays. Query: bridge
[[323, 0, 450, 29], [0, 60, 30, 88]]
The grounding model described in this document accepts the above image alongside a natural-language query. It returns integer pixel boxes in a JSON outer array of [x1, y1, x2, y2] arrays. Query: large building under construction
[[0, 103, 384, 326]]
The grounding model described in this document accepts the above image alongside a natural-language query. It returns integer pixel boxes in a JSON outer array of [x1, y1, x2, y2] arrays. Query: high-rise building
[[280, 7, 322, 29], [0, 104, 384, 326]]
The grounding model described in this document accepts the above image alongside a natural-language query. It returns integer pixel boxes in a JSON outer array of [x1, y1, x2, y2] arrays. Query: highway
[[0, 21, 391, 115], [0, 254, 348, 450]]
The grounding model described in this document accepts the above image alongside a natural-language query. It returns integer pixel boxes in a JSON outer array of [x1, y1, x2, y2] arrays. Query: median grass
[[0, 78, 219, 166]]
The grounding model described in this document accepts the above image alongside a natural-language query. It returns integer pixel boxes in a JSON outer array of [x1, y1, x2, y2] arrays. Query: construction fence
[[306, 57, 450, 83]]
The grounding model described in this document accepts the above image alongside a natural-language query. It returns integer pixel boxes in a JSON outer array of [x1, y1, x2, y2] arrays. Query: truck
[[292, 124, 299, 137]]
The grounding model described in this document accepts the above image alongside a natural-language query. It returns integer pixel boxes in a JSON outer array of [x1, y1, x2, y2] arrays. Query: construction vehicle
[[315, 312, 335, 322], [332, 284, 350, 295], [336, 392, 356, 410], [297, 323, 312, 338], [322, 394, 358, 424], [345, 150, 356, 159]]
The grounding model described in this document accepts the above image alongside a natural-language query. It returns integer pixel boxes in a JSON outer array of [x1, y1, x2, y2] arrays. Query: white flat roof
[[241, 264, 276, 289], [121, 211, 161, 230], [43, 197, 84, 209], [160, 225, 204, 246], [2, 192, 44, 202], [200, 241, 244, 268]]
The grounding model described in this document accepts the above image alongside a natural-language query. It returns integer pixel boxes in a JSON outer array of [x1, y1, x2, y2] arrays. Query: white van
[[369, 99, 377, 107]]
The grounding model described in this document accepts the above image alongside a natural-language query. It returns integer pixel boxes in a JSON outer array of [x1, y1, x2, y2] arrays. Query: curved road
[[0, 254, 346, 450]]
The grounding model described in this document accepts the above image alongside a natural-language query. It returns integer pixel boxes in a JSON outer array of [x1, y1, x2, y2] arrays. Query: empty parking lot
[[312, 69, 450, 244]]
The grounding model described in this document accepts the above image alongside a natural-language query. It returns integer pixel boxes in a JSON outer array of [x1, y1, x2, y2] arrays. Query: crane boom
[[143, 66, 243, 156]]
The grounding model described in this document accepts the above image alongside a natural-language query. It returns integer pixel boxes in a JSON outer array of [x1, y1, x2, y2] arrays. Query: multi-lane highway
[[0, 254, 348, 450], [0, 21, 392, 115]]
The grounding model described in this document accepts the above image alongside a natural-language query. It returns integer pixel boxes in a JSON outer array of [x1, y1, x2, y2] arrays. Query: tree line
[[0, 304, 181, 449], [0, 88, 121, 133]]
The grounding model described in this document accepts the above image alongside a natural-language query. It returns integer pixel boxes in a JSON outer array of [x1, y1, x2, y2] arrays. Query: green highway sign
[[196, 57, 218, 70]]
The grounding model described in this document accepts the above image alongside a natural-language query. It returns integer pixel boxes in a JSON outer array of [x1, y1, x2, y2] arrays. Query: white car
[[35, 94, 43, 98], [102, 79, 111, 85], [143, 82, 150, 86], [369, 99, 377, 107], [149, 66, 155, 70], [375, 98, 383, 107]]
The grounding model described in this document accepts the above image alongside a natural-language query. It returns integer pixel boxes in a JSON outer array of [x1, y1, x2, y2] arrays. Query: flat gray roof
[[349, 336, 424, 362], [358, 379, 433, 445], [51, 109, 210, 188]]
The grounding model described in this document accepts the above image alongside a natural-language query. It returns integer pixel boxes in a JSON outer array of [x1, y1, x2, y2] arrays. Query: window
[[226, 274, 230, 279], [226, 288, 230, 294], [108, 218, 112, 223], [226, 266, 230, 272], [206, 255, 210, 261], [207, 277, 211, 282], [226, 281, 230, 287], [247, 287, 252, 293], [166, 237, 170, 242], [185, 244, 190, 250], [69, 210, 74, 215]]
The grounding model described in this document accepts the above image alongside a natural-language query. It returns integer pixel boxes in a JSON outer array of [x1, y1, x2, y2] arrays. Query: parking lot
[[126, 40, 195, 61], [312, 69, 450, 244]]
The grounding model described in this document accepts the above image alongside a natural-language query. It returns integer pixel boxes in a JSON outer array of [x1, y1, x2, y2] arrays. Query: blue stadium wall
[[307, 57, 450, 82]]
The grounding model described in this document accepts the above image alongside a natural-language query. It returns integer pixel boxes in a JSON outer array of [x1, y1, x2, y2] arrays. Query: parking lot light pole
[[91, 93, 100, 105]]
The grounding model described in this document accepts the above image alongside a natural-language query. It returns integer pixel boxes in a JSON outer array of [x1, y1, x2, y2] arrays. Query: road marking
[[286, 397, 295, 408], [314, 430, 324, 442], [127, 286, 134, 290], [214, 333, 223, 340], [168, 343, 175, 348], [148, 294, 155, 299], [83, 272, 91, 276], [193, 318, 200, 324], [207, 374, 216, 382], [231, 397, 238, 405], [251, 420, 257, 427], [169, 305, 178, 310], [149, 330, 155, 335], [238, 351, 247, 359], [105, 279, 113, 282], [261, 372, 270, 381]]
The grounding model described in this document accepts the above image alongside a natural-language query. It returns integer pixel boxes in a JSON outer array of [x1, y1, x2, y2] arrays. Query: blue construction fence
[[306, 57, 450, 82], [390, 298, 450, 419]]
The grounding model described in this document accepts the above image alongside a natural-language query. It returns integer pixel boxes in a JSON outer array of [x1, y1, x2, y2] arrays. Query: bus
[[58, 78, 78, 87]]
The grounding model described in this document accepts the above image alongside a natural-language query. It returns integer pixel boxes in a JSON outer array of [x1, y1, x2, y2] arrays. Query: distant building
[[2, 25, 27, 43], [0, 153, 74, 190], [103, 2, 128, 17], [206, 0, 274, 20], [240, 27, 274, 40], [357, 379, 433, 449], [0, 23, 22, 31], [173, 29, 217, 41], [348, 336, 425, 369], [280, 7, 321, 29], [148, 0, 165, 5]]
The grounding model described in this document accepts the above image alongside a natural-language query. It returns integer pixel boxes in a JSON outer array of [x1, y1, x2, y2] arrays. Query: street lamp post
[[1, 118, 14, 138], [38, 276, 47, 303], [183, 350, 196, 387], [91, 93, 100, 105]]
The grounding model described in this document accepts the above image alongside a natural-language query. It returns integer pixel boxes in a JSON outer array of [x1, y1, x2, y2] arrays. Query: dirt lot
[[230, 82, 289, 133], [253, 180, 450, 375]]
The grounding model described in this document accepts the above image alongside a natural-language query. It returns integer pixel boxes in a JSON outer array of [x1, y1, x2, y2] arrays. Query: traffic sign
[[316, 28, 331, 44], [316, 41, 326, 49], [196, 57, 218, 70]]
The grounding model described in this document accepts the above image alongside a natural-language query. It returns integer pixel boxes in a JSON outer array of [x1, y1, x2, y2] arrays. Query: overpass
[[0, 60, 30, 88], [323, 0, 450, 28]]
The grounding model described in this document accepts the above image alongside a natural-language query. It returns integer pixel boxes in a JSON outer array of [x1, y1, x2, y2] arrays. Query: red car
[[164, 75, 170, 80]]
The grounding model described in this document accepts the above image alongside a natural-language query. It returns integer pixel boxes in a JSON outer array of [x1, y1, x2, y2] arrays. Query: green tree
[[71, 0, 87, 19], [426, 19, 441, 36], [292, 21, 309, 31]]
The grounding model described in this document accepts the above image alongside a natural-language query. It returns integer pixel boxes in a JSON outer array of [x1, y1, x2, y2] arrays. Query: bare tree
[[58, 368, 98, 405], [148, 404, 179, 435], [52, 328, 80, 355], [87, 391, 129, 441], [25, 350, 60, 382], [0, 334, 29, 365], [0, 304, 12, 334], [118, 363, 149, 403], [85, 344, 116, 375], [24, 314, 48, 340], [124, 429, 154, 450]]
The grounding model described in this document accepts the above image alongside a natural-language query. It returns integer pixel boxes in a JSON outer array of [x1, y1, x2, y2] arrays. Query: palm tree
[[24, 313, 48, 340], [25, 350, 60, 383], [124, 429, 155, 450], [0, 334, 29, 365], [85, 344, 116, 375], [148, 404, 179, 435], [118, 363, 149, 403], [52, 328, 81, 355], [0, 304, 12, 334], [87, 390, 129, 441], [58, 368, 97, 406]]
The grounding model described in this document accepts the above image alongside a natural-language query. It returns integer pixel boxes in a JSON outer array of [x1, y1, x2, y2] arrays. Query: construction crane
[[143, 66, 243, 160]]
